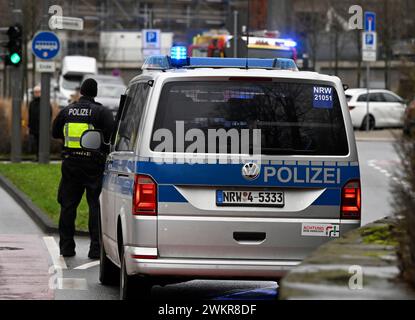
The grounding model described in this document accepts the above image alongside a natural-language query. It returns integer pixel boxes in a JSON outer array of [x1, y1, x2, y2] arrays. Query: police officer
[[52, 79, 115, 259]]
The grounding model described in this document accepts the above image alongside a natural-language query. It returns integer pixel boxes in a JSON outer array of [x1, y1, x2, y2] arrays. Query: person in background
[[28, 85, 52, 161], [69, 86, 81, 104]]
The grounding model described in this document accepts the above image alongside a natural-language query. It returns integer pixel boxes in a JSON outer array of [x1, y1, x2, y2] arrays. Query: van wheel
[[99, 239, 119, 285], [360, 115, 375, 131], [120, 249, 153, 300]]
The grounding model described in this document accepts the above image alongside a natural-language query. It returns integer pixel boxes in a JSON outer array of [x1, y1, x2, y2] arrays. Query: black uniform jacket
[[52, 96, 115, 156]]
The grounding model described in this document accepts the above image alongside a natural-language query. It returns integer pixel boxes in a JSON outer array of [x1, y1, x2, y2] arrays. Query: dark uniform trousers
[[58, 157, 105, 253]]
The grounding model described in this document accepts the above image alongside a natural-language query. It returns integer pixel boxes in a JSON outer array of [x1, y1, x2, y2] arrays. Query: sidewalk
[[0, 186, 53, 299], [354, 129, 401, 142], [0, 235, 54, 300]]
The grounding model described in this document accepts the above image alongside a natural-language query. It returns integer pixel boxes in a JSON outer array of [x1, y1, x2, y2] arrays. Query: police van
[[80, 47, 361, 300]]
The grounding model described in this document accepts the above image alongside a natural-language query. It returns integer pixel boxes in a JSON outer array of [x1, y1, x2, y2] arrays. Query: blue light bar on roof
[[188, 57, 298, 71], [142, 55, 170, 70], [142, 54, 298, 71]]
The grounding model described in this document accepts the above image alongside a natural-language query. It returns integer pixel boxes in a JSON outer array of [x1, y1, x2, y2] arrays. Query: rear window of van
[[151, 80, 349, 156]]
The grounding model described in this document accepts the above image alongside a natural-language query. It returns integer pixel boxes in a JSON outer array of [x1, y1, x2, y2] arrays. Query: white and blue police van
[[80, 46, 361, 300]]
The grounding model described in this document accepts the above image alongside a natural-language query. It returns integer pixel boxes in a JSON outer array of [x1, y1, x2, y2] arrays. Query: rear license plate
[[216, 190, 285, 207]]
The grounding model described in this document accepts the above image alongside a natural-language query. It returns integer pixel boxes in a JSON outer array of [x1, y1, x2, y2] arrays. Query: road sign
[[362, 50, 377, 62], [362, 32, 377, 51], [142, 29, 160, 49], [49, 16, 84, 31], [32, 31, 60, 60], [142, 29, 161, 58], [36, 61, 56, 73], [364, 12, 376, 32]]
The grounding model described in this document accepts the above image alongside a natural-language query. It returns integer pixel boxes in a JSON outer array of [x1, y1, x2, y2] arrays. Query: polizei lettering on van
[[264, 166, 341, 185]]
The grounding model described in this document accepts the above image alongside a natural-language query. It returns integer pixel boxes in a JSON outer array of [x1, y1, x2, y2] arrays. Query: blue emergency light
[[141, 46, 298, 71], [170, 46, 188, 67]]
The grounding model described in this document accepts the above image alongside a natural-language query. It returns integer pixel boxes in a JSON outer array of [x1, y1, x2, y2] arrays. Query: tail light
[[133, 175, 157, 216], [341, 180, 361, 219], [131, 255, 158, 260]]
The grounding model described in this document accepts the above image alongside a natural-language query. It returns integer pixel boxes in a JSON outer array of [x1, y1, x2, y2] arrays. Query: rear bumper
[[124, 247, 300, 279]]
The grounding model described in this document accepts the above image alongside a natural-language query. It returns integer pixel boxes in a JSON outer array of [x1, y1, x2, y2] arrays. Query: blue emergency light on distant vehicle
[[142, 46, 299, 71]]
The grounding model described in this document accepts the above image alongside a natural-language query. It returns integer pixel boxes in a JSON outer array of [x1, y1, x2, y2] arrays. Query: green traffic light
[[10, 53, 21, 65]]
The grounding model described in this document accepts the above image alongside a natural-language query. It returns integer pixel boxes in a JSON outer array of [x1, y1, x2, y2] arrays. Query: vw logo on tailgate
[[242, 163, 261, 181]]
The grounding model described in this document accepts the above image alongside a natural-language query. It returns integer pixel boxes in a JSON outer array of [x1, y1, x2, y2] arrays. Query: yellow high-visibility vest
[[63, 122, 94, 149]]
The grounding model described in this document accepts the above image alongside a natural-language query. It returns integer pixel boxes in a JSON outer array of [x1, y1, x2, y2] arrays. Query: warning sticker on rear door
[[313, 86, 334, 109], [301, 223, 340, 238]]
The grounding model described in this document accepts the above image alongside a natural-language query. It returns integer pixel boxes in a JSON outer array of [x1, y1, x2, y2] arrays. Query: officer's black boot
[[88, 242, 100, 260], [60, 239, 76, 257]]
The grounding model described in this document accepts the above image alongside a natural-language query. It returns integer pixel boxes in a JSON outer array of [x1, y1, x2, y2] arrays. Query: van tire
[[120, 248, 153, 300], [99, 239, 119, 286]]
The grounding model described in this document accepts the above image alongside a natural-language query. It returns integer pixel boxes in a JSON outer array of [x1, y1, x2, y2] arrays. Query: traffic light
[[5, 24, 22, 67]]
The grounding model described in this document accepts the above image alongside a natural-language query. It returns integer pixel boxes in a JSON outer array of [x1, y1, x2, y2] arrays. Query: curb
[[355, 138, 397, 142], [278, 217, 415, 300], [0, 174, 89, 237]]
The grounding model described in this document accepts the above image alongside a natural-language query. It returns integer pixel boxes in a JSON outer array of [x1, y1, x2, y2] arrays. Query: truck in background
[[57, 56, 98, 108]]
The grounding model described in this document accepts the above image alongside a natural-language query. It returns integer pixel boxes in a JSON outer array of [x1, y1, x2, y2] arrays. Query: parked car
[[403, 96, 415, 136], [82, 75, 127, 116], [345, 89, 407, 130]]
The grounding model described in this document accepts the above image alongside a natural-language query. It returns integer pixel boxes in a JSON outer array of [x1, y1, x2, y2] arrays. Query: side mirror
[[80, 130, 103, 151]]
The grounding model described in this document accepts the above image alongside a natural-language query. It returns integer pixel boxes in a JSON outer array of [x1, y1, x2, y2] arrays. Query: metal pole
[[365, 63, 370, 132], [10, 0, 23, 163], [39, 0, 51, 164], [233, 10, 238, 58]]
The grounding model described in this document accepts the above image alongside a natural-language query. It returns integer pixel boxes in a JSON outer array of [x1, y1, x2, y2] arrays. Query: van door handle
[[117, 174, 129, 178], [233, 232, 266, 244]]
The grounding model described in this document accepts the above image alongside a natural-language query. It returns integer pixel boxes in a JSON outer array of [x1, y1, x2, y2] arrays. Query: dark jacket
[[28, 98, 52, 135], [52, 96, 115, 156]]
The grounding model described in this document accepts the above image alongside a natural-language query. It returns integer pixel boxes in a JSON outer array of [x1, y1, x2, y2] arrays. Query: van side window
[[115, 83, 150, 151]]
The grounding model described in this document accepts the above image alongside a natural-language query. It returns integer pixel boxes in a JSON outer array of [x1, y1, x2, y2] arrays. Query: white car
[[346, 89, 407, 130]]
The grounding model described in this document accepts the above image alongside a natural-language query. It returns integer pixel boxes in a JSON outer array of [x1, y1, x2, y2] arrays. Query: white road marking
[[367, 160, 407, 187], [58, 278, 88, 290], [43, 237, 68, 270], [74, 261, 100, 270]]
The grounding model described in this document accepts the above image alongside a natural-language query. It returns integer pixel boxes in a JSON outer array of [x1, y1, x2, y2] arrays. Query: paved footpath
[[0, 235, 53, 299], [0, 187, 54, 300]]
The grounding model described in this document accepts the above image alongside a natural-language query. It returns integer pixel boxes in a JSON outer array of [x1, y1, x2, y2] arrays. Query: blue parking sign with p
[[146, 31, 158, 44]]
